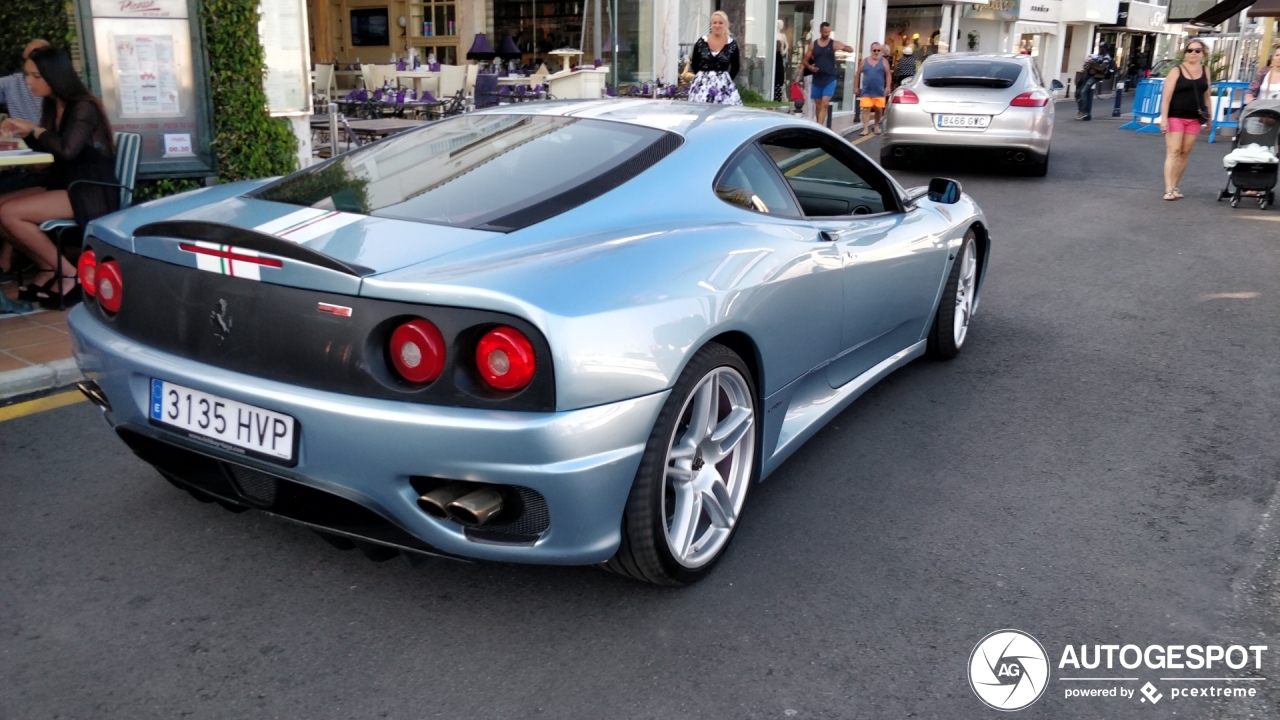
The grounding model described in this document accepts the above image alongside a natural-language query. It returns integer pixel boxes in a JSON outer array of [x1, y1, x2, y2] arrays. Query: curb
[[0, 358, 83, 400]]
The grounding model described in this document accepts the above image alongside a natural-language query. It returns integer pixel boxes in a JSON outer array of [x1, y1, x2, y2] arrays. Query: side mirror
[[927, 177, 962, 204], [1051, 79, 1064, 90]]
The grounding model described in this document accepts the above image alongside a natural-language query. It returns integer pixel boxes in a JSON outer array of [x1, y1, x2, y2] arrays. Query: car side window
[[714, 145, 802, 217], [761, 134, 896, 217]]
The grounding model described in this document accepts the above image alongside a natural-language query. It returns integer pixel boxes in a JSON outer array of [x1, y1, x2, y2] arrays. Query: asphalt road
[[3, 106, 1279, 720]]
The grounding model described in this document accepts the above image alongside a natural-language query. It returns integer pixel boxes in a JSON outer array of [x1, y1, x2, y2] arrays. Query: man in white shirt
[[0, 39, 51, 123]]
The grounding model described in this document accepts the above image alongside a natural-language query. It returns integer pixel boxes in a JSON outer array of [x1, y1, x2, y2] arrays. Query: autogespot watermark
[[968, 630, 1051, 711], [969, 630, 1268, 710]]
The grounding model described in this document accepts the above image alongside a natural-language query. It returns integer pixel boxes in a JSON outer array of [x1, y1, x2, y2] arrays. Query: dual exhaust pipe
[[1004, 150, 1028, 163], [417, 483, 504, 526]]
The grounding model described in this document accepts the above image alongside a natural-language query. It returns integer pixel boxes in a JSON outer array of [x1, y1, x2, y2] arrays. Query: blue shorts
[[811, 79, 836, 99]]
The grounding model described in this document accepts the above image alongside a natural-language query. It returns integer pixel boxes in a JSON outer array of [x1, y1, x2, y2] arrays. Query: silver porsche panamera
[[880, 53, 1055, 176]]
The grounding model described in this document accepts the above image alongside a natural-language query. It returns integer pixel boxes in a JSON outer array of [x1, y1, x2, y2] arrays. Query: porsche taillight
[[475, 327, 536, 391], [389, 318, 447, 384], [77, 250, 97, 298], [892, 88, 919, 104], [96, 260, 123, 313], [1010, 91, 1049, 107]]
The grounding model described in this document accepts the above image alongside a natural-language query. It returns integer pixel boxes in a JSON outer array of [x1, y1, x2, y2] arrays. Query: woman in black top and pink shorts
[[1158, 39, 1212, 201]]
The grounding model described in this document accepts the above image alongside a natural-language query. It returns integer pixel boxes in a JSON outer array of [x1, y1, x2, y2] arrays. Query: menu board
[[82, 0, 215, 178], [259, 0, 312, 115], [113, 34, 182, 117]]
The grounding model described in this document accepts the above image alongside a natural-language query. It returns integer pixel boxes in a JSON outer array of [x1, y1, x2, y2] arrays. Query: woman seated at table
[[0, 46, 118, 308]]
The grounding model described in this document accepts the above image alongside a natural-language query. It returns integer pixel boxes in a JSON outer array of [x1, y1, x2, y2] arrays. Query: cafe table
[[396, 70, 441, 95], [342, 118, 428, 140], [0, 141, 53, 167]]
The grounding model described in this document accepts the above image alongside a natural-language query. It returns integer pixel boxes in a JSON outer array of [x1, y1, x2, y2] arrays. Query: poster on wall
[[113, 34, 182, 117]]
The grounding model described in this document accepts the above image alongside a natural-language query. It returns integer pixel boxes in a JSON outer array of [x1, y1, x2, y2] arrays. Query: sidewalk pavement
[[0, 283, 82, 401]]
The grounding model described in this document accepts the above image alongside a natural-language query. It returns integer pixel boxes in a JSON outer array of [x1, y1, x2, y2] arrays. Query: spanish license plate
[[935, 115, 991, 130], [149, 379, 297, 463]]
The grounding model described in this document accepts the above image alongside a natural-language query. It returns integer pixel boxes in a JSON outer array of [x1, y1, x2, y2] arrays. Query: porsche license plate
[[935, 115, 991, 130], [149, 379, 297, 463]]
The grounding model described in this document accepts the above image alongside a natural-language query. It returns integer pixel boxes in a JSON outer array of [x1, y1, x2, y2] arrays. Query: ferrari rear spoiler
[[134, 220, 376, 277]]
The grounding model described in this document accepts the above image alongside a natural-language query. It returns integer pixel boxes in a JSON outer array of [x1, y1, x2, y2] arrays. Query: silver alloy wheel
[[952, 239, 977, 348], [662, 366, 755, 569]]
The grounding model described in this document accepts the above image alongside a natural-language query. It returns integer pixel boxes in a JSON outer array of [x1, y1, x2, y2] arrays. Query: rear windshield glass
[[921, 59, 1023, 88], [249, 114, 674, 230]]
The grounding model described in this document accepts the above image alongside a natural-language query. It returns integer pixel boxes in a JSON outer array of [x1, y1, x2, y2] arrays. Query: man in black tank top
[[800, 22, 852, 127]]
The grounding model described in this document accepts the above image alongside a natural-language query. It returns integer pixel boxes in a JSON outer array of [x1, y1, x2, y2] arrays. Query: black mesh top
[[26, 97, 119, 227], [690, 37, 740, 80]]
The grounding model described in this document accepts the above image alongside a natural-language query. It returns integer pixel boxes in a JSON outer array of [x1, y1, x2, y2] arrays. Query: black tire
[[927, 229, 978, 360], [602, 342, 759, 586]]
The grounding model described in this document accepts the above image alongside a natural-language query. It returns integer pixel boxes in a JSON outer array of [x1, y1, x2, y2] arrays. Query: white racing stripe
[[190, 240, 263, 280], [255, 207, 364, 243]]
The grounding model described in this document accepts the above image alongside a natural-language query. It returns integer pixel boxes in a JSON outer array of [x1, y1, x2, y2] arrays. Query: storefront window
[[777, 2, 815, 103], [408, 1, 459, 65], [678, 0, 712, 71], [491, 0, 652, 85], [742, 0, 780, 99]]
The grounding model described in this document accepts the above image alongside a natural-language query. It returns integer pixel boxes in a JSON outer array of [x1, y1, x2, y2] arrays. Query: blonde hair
[[711, 10, 730, 28]]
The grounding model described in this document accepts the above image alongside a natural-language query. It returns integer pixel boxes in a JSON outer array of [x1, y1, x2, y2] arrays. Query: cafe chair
[[313, 63, 337, 105], [40, 132, 141, 309]]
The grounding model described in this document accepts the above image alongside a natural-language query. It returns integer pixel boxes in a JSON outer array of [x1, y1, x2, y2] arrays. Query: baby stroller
[[1218, 99, 1280, 210]]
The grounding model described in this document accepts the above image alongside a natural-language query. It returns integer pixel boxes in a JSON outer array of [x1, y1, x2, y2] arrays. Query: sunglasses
[[1186, 47, 1204, 53]]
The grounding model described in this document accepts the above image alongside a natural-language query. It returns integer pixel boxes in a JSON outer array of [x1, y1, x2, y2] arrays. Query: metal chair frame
[[41, 132, 140, 310]]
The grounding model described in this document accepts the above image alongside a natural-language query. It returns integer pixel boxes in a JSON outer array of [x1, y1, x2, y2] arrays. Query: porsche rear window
[[249, 115, 678, 231], [921, 59, 1023, 88]]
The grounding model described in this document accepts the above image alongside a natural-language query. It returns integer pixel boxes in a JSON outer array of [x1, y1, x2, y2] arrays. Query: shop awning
[[1247, 0, 1280, 15], [1013, 20, 1059, 34], [1190, 0, 1256, 25]]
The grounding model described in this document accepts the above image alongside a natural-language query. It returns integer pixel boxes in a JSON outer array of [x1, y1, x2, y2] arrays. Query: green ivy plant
[[200, 0, 299, 183], [0, 1, 72, 74], [134, 177, 203, 203]]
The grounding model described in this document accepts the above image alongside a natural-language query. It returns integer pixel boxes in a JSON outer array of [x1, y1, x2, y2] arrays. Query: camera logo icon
[[969, 629, 1051, 711]]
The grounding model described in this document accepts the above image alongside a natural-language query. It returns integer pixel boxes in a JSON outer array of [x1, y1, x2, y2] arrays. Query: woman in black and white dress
[[687, 11, 742, 105]]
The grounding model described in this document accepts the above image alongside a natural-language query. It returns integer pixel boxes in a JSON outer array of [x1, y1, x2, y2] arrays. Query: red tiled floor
[[0, 314, 38, 333], [0, 324, 65, 351], [25, 309, 71, 330], [1, 280, 77, 372], [0, 351, 30, 371], [7, 335, 72, 364]]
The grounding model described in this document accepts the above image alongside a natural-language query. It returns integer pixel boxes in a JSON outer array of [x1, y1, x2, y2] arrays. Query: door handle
[[819, 230, 838, 242]]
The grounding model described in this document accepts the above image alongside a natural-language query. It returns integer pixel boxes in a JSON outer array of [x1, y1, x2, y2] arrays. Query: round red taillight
[[77, 250, 97, 298], [389, 318, 446, 384], [475, 326, 536, 391], [96, 260, 123, 313]]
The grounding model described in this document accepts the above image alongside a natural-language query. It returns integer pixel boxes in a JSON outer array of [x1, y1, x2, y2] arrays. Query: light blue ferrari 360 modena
[[70, 101, 990, 585]]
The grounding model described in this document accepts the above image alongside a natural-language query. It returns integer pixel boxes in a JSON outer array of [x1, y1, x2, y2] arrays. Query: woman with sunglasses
[[1158, 39, 1212, 201]]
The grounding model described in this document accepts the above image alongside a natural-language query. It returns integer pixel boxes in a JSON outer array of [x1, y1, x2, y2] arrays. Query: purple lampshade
[[429, 62, 441, 71], [466, 33, 496, 60], [497, 35, 522, 59], [422, 90, 438, 103]]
